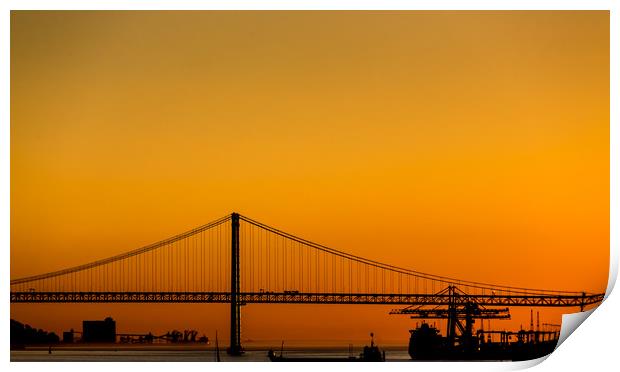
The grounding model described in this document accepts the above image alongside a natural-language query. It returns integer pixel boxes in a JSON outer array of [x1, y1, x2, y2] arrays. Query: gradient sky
[[11, 11, 609, 343]]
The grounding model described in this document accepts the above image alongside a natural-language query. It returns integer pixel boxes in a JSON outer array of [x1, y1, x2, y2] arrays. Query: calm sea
[[11, 342, 413, 362]]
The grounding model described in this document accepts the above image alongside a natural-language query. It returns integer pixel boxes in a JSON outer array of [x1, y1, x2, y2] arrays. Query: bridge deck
[[10, 291, 603, 307]]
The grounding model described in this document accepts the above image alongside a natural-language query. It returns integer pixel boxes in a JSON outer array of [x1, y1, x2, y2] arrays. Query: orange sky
[[10, 11, 609, 343]]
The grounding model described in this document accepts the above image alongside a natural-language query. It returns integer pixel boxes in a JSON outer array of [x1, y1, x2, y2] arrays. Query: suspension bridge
[[10, 213, 604, 355]]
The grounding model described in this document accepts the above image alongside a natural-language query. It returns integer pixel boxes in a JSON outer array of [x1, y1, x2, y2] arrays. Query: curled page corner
[[503, 308, 600, 370], [556, 308, 596, 348]]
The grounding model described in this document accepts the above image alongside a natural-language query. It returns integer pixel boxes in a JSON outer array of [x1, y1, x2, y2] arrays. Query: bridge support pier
[[228, 213, 243, 355]]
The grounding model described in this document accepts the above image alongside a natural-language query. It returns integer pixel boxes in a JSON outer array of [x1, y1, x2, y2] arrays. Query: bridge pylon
[[228, 212, 243, 355]]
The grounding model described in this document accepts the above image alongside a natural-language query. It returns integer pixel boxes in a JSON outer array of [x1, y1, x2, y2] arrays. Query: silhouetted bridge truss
[[13, 291, 599, 307], [11, 213, 604, 355]]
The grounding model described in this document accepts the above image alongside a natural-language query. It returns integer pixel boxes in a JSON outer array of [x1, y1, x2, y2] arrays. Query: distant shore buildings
[[12, 316, 210, 346]]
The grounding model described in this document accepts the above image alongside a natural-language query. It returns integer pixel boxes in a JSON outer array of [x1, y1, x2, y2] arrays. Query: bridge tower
[[228, 212, 243, 355]]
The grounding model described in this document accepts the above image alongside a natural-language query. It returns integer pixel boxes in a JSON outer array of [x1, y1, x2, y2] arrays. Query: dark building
[[82, 317, 116, 343], [62, 329, 74, 343]]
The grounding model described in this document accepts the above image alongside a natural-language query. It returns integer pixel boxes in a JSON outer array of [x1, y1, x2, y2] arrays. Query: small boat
[[268, 333, 385, 362]]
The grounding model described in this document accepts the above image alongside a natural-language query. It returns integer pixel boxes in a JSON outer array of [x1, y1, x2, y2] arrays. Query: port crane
[[390, 286, 512, 349], [390, 285, 571, 356]]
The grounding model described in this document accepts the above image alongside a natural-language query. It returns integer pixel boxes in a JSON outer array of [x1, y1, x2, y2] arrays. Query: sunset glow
[[11, 11, 609, 343]]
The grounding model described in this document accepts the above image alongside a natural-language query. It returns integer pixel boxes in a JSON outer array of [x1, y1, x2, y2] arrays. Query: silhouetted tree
[[11, 319, 59, 348]]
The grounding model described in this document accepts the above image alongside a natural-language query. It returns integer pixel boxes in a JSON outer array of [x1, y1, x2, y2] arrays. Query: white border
[[2, 2, 617, 372]]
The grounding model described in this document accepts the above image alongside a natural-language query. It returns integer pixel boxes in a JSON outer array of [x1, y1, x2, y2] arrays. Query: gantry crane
[[390, 286, 511, 351]]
